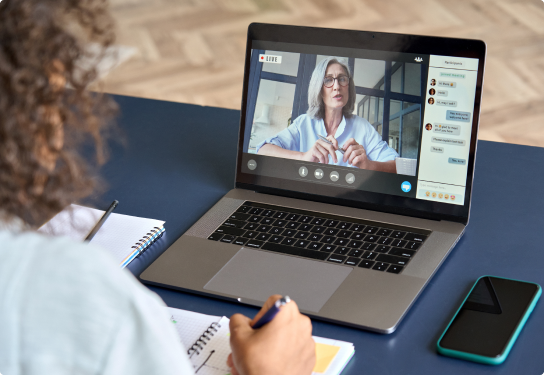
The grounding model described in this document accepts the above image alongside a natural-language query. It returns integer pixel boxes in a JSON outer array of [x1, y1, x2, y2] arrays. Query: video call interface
[[241, 41, 479, 207]]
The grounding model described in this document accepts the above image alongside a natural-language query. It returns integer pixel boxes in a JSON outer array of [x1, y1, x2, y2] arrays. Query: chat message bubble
[[446, 110, 471, 122], [440, 72, 465, 79], [430, 146, 444, 153], [433, 123, 461, 135], [436, 89, 448, 97], [438, 81, 456, 88], [432, 137, 466, 146], [436, 100, 457, 107], [448, 157, 466, 165]]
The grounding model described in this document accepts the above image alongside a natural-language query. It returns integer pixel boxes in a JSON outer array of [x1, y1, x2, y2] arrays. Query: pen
[[252, 296, 291, 329], [318, 135, 345, 154], [85, 200, 119, 241]]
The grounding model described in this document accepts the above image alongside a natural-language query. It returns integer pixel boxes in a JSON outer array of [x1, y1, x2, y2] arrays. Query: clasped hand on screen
[[302, 135, 369, 169]]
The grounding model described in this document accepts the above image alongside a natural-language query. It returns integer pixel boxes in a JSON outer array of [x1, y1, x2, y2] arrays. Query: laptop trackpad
[[204, 248, 352, 313]]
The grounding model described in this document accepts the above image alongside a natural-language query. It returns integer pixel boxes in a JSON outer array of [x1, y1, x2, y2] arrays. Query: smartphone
[[437, 276, 541, 365]]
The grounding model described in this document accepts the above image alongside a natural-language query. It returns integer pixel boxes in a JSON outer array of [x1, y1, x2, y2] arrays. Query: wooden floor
[[101, 0, 544, 148]]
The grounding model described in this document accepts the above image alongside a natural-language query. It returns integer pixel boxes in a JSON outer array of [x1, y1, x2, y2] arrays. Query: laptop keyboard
[[207, 202, 430, 274]]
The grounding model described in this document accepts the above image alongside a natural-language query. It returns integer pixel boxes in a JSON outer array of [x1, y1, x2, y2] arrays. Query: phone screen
[[439, 277, 539, 358]]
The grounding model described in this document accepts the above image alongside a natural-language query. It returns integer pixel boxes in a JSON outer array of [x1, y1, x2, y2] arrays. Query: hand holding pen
[[227, 295, 316, 375], [319, 135, 371, 168], [252, 296, 291, 329], [318, 134, 345, 155], [301, 134, 342, 164]]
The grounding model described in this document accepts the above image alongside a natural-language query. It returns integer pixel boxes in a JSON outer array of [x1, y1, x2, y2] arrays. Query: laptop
[[140, 23, 486, 333]]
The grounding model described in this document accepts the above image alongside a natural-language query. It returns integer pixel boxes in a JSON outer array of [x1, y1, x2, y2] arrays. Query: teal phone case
[[436, 275, 541, 365]]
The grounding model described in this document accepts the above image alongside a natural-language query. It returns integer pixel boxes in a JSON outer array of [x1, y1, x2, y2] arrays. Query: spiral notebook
[[168, 307, 355, 375], [38, 204, 165, 268]]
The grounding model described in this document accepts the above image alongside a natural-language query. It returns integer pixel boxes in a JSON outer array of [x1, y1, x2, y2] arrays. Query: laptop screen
[[237, 24, 485, 223]]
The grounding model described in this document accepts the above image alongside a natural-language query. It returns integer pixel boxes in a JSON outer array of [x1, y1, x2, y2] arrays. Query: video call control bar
[[241, 153, 418, 199]]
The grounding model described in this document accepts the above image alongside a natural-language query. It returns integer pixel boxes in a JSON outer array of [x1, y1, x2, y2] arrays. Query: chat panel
[[416, 55, 479, 205]]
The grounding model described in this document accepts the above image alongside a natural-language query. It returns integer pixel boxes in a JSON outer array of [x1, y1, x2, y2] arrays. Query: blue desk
[[98, 94, 544, 374]]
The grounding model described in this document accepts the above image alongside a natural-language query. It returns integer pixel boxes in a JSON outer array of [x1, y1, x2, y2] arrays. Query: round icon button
[[247, 159, 257, 170], [401, 181, 412, 193], [345, 173, 355, 184], [314, 168, 324, 179], [330, 171, 339, 182], [299, 166, 308, 177]]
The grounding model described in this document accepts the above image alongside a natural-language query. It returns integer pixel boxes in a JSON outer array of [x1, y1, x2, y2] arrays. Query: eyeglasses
[[323, 75, 349, 88]]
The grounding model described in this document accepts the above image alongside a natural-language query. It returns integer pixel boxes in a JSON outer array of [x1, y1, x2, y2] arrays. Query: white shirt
[[256, 114, 399, 167], [0, 228, 194, 375]]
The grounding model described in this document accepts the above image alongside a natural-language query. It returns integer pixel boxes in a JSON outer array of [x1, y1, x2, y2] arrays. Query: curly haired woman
[[0, 1, 315, 374]]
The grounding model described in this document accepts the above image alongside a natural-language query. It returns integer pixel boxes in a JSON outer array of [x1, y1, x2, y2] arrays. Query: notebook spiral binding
[[133, 226, 165, 258], [187, 322, 222, 358]]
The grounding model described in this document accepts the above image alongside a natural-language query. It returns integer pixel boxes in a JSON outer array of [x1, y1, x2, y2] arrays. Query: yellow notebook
[[168, 307, 355, 375]]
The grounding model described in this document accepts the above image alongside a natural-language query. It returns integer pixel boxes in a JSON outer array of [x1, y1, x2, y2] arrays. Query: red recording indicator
[[259, 54, 281, 64]]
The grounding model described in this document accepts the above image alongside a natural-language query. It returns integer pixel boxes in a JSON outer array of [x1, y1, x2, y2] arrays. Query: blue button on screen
[[401, 181, 411, 193]]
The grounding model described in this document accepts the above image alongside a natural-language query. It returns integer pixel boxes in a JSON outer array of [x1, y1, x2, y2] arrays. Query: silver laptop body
[[140, 24, 486, 333]]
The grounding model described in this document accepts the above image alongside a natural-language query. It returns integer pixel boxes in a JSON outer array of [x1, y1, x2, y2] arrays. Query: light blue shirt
[[0, 226, 195, 375], [256, 114, 399, 167]]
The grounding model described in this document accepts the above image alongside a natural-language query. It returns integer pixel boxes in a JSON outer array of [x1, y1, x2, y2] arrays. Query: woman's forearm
[[258, 144, 303, 160]]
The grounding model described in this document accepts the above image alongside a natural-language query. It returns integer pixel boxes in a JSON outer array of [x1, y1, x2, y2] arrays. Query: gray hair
[[306, 57, 356, 119]]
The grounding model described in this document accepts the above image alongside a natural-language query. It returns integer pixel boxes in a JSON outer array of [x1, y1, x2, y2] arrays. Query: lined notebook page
[[38, 204, 164, 267], [167, 307, 355, 375], [167, 308, 223, 352]]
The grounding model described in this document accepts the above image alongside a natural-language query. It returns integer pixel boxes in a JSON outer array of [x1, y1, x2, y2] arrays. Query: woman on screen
[[257, 56, 398, 173]]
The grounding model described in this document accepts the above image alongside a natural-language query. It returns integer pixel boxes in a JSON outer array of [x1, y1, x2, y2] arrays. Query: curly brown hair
[[0, 0, 118, 226]]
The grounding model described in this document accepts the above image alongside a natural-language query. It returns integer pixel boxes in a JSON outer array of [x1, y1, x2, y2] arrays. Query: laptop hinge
[[234, 183, 457, 223]]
